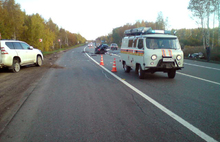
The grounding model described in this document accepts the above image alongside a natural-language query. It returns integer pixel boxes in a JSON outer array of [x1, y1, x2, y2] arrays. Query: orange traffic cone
[[111, 58, 117, 72], [100, 55, 104, 66]]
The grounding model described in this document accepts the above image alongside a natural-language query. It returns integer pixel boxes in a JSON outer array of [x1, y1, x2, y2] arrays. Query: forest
[[96, 0, 220, 61], [1, 0, 219, 61], [0, 0, 86, 51]]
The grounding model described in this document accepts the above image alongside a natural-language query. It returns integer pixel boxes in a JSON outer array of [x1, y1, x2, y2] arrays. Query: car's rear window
[[6, 42, 15, 49]]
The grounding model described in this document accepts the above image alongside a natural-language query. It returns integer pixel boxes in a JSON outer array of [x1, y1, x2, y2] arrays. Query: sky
[[15, 0, 198, 40]]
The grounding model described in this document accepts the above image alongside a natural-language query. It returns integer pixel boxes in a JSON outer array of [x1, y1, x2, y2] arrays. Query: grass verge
[[42, 44, 85, 55]]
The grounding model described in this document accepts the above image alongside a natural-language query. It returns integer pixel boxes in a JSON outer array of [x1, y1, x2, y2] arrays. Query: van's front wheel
[[168, 70, 176, 79]]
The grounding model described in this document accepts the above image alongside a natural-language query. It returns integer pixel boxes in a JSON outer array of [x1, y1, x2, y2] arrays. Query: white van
[[120, 27, 184, 79], [0, 40, 43, 72]]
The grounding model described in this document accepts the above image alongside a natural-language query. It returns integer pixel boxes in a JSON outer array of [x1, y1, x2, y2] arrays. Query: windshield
[[146, 37, 181, 49]]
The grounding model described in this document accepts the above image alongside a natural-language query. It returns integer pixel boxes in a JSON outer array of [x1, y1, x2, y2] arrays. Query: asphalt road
[[0, 45, 219, 142]]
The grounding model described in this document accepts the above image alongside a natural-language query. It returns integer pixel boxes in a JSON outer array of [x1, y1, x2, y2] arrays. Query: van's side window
[[138, 39, 143, 49], [133, 39, 138, 48], [128, 40, 133, 47]]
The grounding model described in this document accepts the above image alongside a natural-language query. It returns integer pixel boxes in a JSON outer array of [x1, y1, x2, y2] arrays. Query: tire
[[168, 70, 176, 79], [123, 63, 131, 73], [36, 56, 43, 66], [12, 59, 20, 73], [135, 64, 139, 74], [138, 65, 145, 79]]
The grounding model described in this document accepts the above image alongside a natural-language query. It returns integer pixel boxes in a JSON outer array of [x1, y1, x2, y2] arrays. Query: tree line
[[97, 0, 220, 50], [0, 0, 86, 51]]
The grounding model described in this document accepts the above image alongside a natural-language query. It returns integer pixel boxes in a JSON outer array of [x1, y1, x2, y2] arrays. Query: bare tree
[[156, 11, 165, 30], [188, 0, 207, 49], [188, 0, 218, 49]]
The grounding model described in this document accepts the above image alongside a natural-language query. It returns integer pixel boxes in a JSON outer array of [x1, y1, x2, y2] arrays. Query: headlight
[[176, 55, 182, 60], [151, 55, 157, 60]]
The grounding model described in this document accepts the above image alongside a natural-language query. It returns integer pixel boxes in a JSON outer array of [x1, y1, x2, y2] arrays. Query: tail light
[[98, 49, 100, 51], [1, 47, 8, 54]]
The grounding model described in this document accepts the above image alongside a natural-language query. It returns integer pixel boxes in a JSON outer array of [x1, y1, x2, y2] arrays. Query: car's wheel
[[123, 63, 131, 73], [12, 59, 20, 73], [36, 56, 43, 66], [138, 65, 145, 79], [168, 70, 176, 79]]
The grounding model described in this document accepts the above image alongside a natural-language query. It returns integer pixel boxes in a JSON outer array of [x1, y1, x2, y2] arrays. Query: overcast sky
[[15, 0, 198, 40]]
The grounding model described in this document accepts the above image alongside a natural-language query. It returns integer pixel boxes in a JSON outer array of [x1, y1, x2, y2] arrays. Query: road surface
[[0, 45, 219, 142]]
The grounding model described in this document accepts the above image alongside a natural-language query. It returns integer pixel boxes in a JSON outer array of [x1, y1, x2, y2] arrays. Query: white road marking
[[177, 72, 220, 85], [84, 47, 218, 142], [184, 63, 220, 71]]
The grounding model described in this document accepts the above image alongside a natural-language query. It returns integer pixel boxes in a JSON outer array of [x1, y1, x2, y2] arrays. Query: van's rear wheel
[[12, 59, 20, 73], [138, 65, 145, 79], [123, 63, 131, 73], [168, 70, 176, 79]]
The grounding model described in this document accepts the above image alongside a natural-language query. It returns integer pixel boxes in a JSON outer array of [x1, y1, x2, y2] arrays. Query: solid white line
[[184, 63, 220, 71], [84, 47, 218, 142], [177, 72, 220, 86]]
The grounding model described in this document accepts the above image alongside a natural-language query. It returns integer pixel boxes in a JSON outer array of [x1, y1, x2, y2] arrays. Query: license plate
[[163, 58, 174, 62]]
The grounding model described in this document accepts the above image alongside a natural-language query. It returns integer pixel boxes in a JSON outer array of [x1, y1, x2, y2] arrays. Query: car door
[[20, 42, 35, 63], [12, 42, 27, 64], [136, 38, 145, 65]]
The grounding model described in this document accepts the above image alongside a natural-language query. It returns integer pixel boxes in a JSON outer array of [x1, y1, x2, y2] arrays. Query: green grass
[[42, 44, 85, 55]]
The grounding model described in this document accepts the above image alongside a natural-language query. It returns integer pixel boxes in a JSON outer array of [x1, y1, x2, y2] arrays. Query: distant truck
[[120, 27, 184, 79]]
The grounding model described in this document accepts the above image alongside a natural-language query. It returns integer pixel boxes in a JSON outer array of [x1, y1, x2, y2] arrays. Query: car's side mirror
[[29, 46, 34, 50]]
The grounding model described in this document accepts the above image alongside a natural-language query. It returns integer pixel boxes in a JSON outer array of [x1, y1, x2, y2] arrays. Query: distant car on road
[[110, 43, 118, 50], [94, 44, 109, 54], [88, 43, 93, 47]]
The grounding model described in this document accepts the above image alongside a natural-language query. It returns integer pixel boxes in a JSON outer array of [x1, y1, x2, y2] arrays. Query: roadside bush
[[183, 46, 220, 62], [211, 47, 220, 61]]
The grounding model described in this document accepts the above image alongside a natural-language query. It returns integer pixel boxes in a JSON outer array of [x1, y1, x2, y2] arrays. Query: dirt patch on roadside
[[0, 51, 64, 133]]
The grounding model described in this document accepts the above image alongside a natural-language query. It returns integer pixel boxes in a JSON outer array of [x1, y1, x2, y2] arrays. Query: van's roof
[[124, 34, 177, 39]]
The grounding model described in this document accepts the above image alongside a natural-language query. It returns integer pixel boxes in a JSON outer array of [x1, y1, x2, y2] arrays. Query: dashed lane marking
[[177, 72, 220, 86], [184, 63, 220, 71]]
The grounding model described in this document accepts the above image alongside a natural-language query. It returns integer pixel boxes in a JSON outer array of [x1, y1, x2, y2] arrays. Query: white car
[[0, 40, 44, 73]]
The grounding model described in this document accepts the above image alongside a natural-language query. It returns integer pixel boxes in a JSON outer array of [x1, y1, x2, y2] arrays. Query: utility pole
[[65, 31, 68, 46]]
